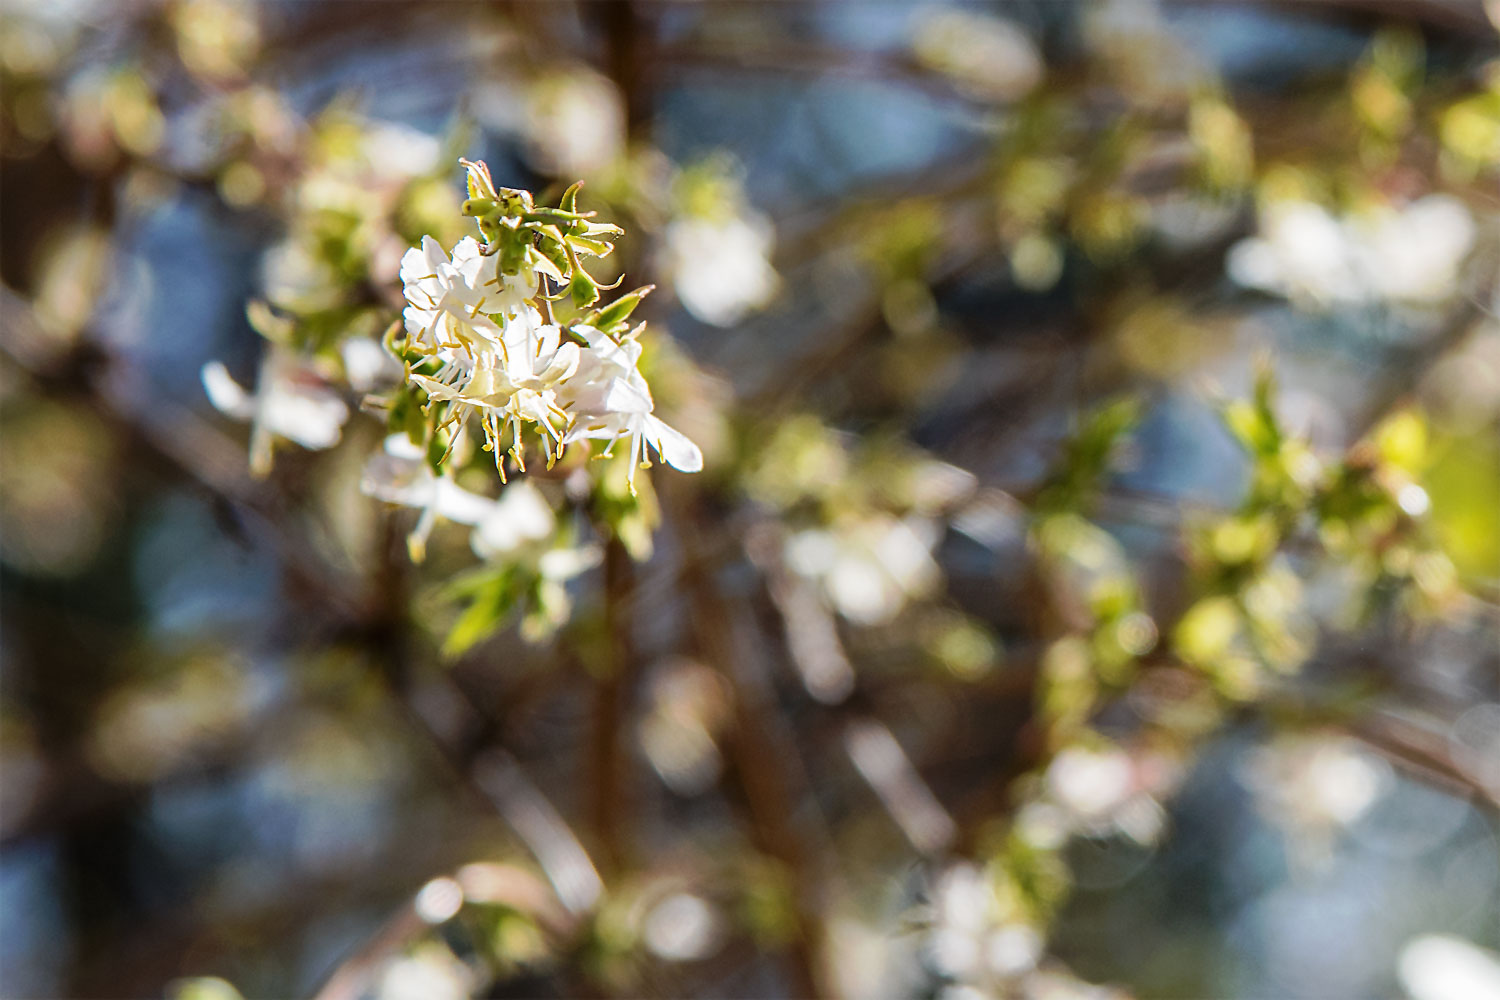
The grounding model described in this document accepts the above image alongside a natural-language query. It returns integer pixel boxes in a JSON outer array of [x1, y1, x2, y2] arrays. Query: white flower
[[924, 862, 1043, 989], [1227, 195, 1475, 308], [201, 350, 348, 477], [1045, 746, 1135, 822], [410, 324, 580, 468], [361, 434, 507, 561], [469, 480, 555, 560], [664, 213, 779, 327], [400, 235, 581, 466], [784, 515, 942, 626], [400, 235, 533, 356], [395, 210, 703, 490], [1399, 935, 1500, 1000], [340, 336, 402, 392], [559, 325, 704, 490], [523, 69, 625, 177]]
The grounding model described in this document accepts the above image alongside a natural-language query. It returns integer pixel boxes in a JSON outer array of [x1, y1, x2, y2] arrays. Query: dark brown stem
[[588, 536, 636, 875], [679, 499, 835, 1000]]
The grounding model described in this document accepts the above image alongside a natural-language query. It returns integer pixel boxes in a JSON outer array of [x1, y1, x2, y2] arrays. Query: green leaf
[[443, 569, 522, 659]]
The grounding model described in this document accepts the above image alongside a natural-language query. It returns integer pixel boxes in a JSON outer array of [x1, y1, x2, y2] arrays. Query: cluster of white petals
[[784, 514, 942, 626], [924, 862, 1044, 995], [664, 211, 779, 328], [398, 235, 701, 491], [1227, 194, 1475, 308], [360, 434, 600, 583], [201, 349, 348, 477]]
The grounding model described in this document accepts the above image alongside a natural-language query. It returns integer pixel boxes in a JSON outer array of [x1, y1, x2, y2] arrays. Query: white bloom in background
[[1228, 195, 1475, 308], [1399, 935, 1500, 1000], [202, 350, 348, 477], [664, 212, 779, 327], [468, 479, 555, 560], [911, 7, 1042, 101], [928, 862, 994, 979], [361, 434, 505, 561], [1242, 735, 1388, 845], [376, 943, 473, 1000], [1041, 744, 1167, 844], [784, 514, 942, 626], [524, 68, 626, 177], [642, 891, 723, 962], [363, 121, 443, 180], [1046, 746, 1135, 822], [340, 336, 402, 392], [925, 862, 1044, 991], [363, 434, 600, 583], [558, 325, 703, 489]]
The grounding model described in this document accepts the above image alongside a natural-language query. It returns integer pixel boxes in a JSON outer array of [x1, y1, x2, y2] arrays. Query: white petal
[[266, 391, 347, 449], [645, 415, 703, 472], [470, 481, 555, 558], [601, 376, 654, 415], [201, 361, 256, 420], [342, 337, 401, 392], [432, 478, 503, 527], [384, 433, 426, 461], [539, 544, 602, 580], [538, 341, 581, 384]]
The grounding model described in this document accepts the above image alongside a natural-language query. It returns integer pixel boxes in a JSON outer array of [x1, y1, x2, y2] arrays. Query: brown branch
[[679, 496, 836, 1000], [587, 536, 636, 876]]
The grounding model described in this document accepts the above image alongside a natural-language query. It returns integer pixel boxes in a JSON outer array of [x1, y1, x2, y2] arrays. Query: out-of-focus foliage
[[2, 3, 1498, 1000]]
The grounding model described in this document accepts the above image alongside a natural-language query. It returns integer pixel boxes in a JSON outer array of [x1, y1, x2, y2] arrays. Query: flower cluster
[[394, 160, 701, 492], [1227, 194, 1475, 308]]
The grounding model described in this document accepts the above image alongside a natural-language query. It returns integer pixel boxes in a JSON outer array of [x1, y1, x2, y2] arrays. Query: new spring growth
[[392, 160, 702, 493]]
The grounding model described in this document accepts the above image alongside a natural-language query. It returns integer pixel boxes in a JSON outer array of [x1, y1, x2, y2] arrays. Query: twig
[[588, 536, 636, 876]]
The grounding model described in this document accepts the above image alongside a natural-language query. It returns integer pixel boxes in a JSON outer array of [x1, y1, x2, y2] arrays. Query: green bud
[[571, 269, 600, 309], [499, 236, 528, 275], [245, 299, 294, 344], [566, 233, 615, 258], [593, 284, 655, 332], [461, 157, 500, 202]]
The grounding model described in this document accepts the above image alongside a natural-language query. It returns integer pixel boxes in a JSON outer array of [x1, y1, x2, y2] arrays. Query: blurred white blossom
[[1037, 744, 1172, 846], [524, 68, 625, 176], [201, 350, 348, 477], [1228, 195, 1475, 308], [642, 891, 723, 962], [376, 944, 473, 1000], [340, 335, 402, 392], [361, 433, 506, 561], [911, 8, 1042, 101], [664, 211, 779, 327], [784, 514, 942, 626], [923, 861, 1045, 995], [1242, 735, 1389, 861], [1399, 934, 1500, 1000]]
